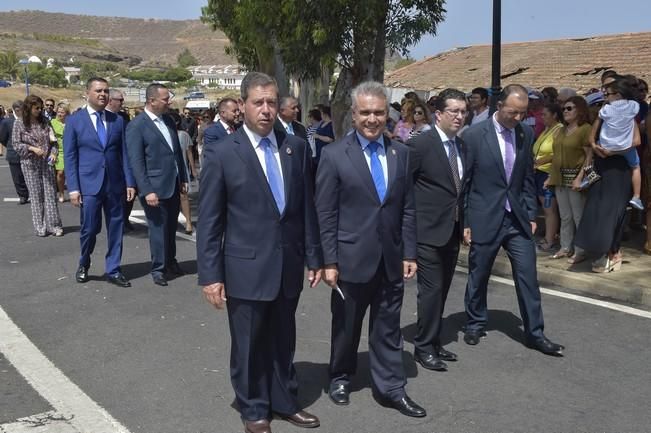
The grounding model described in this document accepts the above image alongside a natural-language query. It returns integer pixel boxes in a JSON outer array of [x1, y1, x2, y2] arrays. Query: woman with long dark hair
[[12, 95, 63, 237]]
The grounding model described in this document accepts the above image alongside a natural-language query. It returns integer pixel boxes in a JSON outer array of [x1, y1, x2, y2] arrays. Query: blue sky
[[1, 0, 650, 59]]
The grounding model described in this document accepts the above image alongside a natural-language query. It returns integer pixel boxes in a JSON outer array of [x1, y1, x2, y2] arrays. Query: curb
[[457, 247, 651, 309]]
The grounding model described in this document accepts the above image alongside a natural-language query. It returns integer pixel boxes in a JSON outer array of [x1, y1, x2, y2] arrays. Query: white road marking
[[0, 306, 132, 433], [3, 197, 19, 202], [456, 266, 651, 319]]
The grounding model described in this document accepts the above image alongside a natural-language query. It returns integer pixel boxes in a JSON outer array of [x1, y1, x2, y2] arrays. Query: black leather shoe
[[273, 410, 320, 428], [526, 337, 565, 357], [166, 262, 185, 277], [153, 275, 168, 286], [436, 347, 458, 362], [328, 383, 350, 405], [106, 272, 131, 288], [414, 352, 447, 371], [75, 266, 89, 283], [18, 197, 29, 205], [463, 329, 486, 345], [386, 395, 426, 418]]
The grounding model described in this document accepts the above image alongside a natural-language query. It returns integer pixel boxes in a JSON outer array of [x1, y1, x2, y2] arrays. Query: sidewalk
[[457, 224, 651, 309]]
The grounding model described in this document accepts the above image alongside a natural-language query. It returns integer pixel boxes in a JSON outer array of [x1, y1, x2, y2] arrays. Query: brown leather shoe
[[274, 410, 320, 428], [243, 419, 271, 433]]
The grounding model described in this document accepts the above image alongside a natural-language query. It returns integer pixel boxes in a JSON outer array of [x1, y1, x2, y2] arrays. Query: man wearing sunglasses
[[44, 98, 56, 122]]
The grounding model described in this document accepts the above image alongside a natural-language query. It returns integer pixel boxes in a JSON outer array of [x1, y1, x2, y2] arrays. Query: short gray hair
[[240, 72, 277, 101], [109, 89, 124, 99], [351, 81, 388, 110], [279, 95, 298, 109]]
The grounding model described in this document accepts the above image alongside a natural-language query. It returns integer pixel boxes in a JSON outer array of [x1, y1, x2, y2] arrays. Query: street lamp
[[19, 59, 30, 96], [489, 0, 501, 114]]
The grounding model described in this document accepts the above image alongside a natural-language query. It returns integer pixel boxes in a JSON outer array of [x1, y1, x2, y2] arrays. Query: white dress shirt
[[434, 125, 464, 180], [243, 124, 284, 184], [86, 105, 107, 133], [356, 132, 388, 189]]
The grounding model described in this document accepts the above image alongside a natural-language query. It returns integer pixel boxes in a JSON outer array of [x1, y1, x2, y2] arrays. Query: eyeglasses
[[414, 111, 425, 115], [45, 104, 54, 108], [443, 109, 468, 118], [111, 98, 124, 102], [563, 106, 575, 112]]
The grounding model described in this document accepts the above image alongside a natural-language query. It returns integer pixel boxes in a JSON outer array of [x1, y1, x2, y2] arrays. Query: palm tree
[[0, 50, 22, 80]]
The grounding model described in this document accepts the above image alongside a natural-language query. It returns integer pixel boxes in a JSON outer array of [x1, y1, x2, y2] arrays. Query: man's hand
[[181, 183, 189, 194], [530, 221, 538, 236], [69, 192, 82, 207], [323, 264, 339, 288], [126, 187, 136, 202], [203, 282, 226, 309], [145, 192, 159, 207], [307, 268, 322, 288], [403, 260, 417, 279], [463, 228, 472, 246]]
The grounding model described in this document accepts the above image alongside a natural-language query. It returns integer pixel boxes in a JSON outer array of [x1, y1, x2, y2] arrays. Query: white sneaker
[[629, 197, 644, 210]]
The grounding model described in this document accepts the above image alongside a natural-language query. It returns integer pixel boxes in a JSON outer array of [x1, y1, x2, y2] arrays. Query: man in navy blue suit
[[315, 81, 425, 418], [462, 84, 564, 356], [126, 83, 189, 287], [202, 97, 239, 149], [197, 72, 323, 433], [64, 77, 136, 287]]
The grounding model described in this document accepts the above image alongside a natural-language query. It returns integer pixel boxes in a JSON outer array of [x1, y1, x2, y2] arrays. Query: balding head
[[496, 84, 529, 129]]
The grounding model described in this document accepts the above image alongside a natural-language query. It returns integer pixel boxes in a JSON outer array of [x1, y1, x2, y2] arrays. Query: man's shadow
[[401, 309, 526, 347], [120, 259, 197, 280], [228, 351, 421, 411]]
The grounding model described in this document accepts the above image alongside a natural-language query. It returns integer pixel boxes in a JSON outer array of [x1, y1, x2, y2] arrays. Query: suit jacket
[[203, 121, 229, 149], [196, 127, 323, 301], [406, 129, 466, 247], [274, 118, 307, 142], [0, 116, 19, 164], [126, 112, 188, 199], [64, 109, 135, 196], [462, 119, 537, 244], [315, 133, 416, 284]]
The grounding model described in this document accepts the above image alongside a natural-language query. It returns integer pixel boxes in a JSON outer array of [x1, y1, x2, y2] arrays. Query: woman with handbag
[[544, 96, 592, 264]]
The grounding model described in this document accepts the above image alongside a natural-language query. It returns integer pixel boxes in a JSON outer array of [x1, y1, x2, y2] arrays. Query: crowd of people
[[1, 69, 649, 433]]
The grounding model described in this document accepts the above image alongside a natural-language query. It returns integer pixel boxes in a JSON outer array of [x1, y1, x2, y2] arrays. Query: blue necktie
[[260, 137, 285, 213], [95, 111, 107, 147], [368, 141, 386, 202], [286, 123, 294, 135]]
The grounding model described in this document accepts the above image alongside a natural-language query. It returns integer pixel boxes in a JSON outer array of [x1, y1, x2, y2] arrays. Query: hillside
[[0, 10, 236, 67]]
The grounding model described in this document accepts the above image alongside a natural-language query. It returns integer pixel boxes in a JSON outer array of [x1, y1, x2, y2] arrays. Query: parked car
[[0, 80, 12, 88], [183, 91, 205, 100]]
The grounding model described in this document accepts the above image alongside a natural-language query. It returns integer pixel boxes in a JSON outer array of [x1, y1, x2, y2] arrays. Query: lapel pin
[[391, 148, 396, 155], [286, 147, 292, 155]]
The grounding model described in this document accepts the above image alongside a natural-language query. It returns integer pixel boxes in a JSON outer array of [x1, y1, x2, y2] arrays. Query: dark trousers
[[414, 226, 460, 356], [464, 212, 545, 340], [79, 184, 125, 275], [330, 261, 406, 401], [9, 161, 29, 200], [227, 294, 300, 421], [141, 184, 180, 276], [123, 196, 134, 226]]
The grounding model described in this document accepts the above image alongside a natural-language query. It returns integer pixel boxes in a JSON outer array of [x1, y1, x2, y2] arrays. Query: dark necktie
[[260, 138, 285, 213], [501, 128, 515, 212], [95, 111, 107, 147], [368, 141, 386, 202], [446, 140, 461, 193]]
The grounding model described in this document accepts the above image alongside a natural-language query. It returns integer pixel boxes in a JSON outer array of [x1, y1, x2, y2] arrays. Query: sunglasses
[[563, 106, 575, 112], [45, 104, 54, 108], [111, 98, 124, 102]]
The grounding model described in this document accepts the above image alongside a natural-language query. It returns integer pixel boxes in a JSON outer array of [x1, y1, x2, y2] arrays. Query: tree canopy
[[177, 48, 199, 68]]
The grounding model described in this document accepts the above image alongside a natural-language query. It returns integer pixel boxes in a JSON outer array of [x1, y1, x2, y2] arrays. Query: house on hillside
[[385, 31, 651, 98], [187, 64, 247, 90], [62, 67, 81, 84]]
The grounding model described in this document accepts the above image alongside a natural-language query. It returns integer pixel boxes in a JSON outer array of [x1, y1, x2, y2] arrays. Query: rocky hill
[[0, 10, 236, 67]]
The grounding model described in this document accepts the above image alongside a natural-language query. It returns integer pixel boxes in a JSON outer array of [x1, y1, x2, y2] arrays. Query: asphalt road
[[1, 164, 650, 433]]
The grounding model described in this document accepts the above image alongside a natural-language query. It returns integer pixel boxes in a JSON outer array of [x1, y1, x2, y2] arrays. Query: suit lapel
[[486, 122, 507, 183], [345, 135, 381, 205], [83, 110, 103, 148], [430, 130, 458, 194], [384, 136, 397, 202], [145, 115, 173, 154], [276, 131, 293, 215], [233, 129, 282, 216]]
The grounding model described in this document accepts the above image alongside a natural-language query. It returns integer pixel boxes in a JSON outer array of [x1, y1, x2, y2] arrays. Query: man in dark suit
[[126, 83, 188, 287], [274, 96, 307, 141], [202, 97, 240, 148], [406, 88, 468, 372], [0, 101, 29, 205], [64, 77, 136, 287], [462, 84, 564, 356], [180, 107, 198, 144], [315, 81, 425, 418], [197, 72, 323, 433]]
